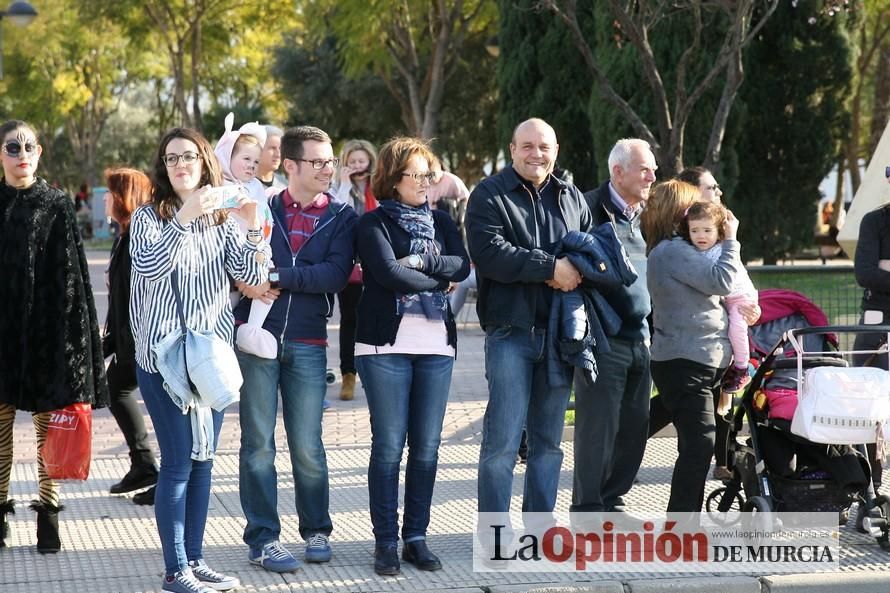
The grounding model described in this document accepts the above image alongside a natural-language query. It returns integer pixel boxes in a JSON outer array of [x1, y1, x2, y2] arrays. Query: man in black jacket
[[572, 138, 657, 513], [466, 118, 593, 516]]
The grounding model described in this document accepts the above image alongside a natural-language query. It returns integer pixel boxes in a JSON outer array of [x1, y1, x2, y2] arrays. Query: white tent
[[837, 120, 890, 257]]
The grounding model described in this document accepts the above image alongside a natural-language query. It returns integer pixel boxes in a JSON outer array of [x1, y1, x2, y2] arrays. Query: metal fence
[[748, 264, 862, 326]]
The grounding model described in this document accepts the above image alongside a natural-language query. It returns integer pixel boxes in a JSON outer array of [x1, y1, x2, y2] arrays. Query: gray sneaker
[[161, 568, 215, 593], [188, 559, 240, 591]]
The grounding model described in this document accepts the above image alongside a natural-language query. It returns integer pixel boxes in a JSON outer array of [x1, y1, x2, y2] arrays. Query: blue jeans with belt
[[356, 353, 454, 547], [477, 325, 572, 514], [137, 367, 224, 575]]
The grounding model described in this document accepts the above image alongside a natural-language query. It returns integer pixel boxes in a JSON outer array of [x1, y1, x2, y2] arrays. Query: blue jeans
[[137, 367, 224, 575], [237, 342, 332, 547], [571, 338, 651, 511], [356, 354, 454, 547], [477, 326, 572, 513]]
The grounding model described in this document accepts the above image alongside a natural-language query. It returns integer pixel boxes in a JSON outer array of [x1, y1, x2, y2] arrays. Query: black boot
[[30, 501, 63, 554], [110, 463, 158, 495], [0, 500, 14, 548]]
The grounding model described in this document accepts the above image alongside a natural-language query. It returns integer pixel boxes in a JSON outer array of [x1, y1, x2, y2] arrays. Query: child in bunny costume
[[215, 113, 277, 359]]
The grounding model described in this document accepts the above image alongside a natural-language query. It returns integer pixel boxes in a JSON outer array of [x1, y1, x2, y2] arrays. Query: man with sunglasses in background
[[233, 126, 358, 572]]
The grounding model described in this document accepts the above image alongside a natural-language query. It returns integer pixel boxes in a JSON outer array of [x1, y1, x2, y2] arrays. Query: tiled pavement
[[2, 252, 889, 592]]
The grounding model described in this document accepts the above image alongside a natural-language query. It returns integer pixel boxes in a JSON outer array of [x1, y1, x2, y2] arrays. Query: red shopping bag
[[43, 403, 92, 481]]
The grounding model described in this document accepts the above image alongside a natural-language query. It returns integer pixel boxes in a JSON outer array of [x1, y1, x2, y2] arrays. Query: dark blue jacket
[[355, 207, 470, 348], [233, 191, 358, 342], [466, 165, 594, 331], [547, 226, 638, 387]]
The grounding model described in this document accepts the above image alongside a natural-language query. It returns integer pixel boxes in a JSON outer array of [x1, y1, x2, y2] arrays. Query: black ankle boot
[[110, 464, 158, 494], [402, 540, 442, 571], [0, 499, 14, 548], [30, 501, 63, 554]]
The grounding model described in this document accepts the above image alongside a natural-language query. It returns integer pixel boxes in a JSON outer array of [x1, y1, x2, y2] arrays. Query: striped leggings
[[0, 403, 59, 506]]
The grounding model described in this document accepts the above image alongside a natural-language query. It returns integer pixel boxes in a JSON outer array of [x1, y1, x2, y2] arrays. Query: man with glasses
[[466, 118, 592, 521], [572, 138, 657, 516], [233, 126, 357, 572]]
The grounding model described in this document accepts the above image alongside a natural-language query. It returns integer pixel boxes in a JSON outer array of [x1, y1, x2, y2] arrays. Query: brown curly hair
[[678, 201, 727, 245]]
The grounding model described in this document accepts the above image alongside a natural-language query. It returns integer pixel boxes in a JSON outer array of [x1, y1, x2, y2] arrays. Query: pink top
[[355, 315, 455, 357]]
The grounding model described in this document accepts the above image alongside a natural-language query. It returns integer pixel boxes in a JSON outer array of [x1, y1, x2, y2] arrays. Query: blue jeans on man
[[356, 353, 453, 547], [137, 367, 224, 575], [237, 342, 333, 549], [477, 326, 572, 514]]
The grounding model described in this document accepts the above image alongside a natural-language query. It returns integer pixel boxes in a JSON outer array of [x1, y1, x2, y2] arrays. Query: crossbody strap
[[169, 268, 188, 337]]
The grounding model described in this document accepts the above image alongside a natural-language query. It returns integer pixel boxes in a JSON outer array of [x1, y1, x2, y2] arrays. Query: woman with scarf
[[354, 137, 469, 576]]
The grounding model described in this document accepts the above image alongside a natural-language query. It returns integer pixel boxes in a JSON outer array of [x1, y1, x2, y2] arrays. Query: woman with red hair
[[103, 168, 159, 505]]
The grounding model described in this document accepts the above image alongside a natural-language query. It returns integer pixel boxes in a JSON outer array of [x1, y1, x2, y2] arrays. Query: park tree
[[84, 1, 298, 132], [496, 0, 598, 190], [0, 1, 153, 187], [732, 1, 854, 264], [537, 0, 780, 177], [840, 0, 890, 198], [303, 0, 497, 140]]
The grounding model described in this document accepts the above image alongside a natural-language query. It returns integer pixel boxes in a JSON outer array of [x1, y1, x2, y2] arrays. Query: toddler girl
[[214, 113, 277, 358], [679, 201, 758, 413]]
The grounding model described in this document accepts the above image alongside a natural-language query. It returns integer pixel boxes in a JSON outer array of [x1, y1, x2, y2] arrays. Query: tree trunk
[[847, 80, 863, 194], [172, 48, 191, 128], [190, 19, 204, 133], [869, 42, 890, 154]]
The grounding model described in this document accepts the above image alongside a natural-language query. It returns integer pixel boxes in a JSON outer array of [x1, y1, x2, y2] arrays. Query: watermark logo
[[474, 512, 839, 573]]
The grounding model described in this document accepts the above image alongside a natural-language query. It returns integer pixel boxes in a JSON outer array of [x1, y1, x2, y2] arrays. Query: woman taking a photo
[[130, 128, 269, 593], [103, 168, 159, 505], [354, 137, 469, 575]]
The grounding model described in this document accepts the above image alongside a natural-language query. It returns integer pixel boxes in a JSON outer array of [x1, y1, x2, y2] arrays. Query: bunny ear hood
[[214, 112, 267, 183]]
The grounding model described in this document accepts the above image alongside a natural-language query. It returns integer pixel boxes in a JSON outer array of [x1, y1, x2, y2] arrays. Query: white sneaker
[[188, 559, 240, 591], [161, 568, 215, 593]]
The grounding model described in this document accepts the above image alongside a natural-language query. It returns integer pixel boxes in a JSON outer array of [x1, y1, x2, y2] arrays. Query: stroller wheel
[[706, 487, 743, 526], [742, 496, 774, 535]]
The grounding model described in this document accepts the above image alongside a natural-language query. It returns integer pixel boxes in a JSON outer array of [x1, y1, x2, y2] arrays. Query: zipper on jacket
[[269, 199, 347, 343]]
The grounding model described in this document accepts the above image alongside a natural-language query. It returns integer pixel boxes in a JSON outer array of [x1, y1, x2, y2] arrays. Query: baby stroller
[[705, 316, 890, 550]]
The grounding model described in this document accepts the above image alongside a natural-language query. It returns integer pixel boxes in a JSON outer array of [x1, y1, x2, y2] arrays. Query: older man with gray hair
[[572, 138, 657, 515]]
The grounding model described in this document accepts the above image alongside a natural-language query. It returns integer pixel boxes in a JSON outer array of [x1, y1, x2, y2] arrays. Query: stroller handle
[[787, 324, 890, 337]]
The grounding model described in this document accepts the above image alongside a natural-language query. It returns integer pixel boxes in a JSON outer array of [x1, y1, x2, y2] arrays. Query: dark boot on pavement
[[110, 463, 158, 495], [133, 486, 156, 506], [30, 501, 63, 554], [0, 499, 14, 548]]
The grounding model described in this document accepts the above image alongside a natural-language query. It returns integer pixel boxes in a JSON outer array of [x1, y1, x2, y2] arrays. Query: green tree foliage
[[733, 1, 854, 264], [273, 36, 407, 142], [496, 0, 598, 190], [303, 0, 496, 139], [0, 0, 153, 187]]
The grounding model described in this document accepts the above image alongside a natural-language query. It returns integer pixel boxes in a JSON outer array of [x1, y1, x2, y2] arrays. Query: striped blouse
[[129, 205, 271, 372]]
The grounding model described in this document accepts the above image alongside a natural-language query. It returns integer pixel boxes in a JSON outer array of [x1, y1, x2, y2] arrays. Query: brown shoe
[[340, 372, 356, 401]]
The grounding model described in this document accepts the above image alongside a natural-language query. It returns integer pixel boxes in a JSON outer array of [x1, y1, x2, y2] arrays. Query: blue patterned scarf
[[378, 199, 448, 320]]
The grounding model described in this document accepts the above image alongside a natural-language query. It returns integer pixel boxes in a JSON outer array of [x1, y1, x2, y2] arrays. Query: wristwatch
[[408, 254, 423, 270], [269, 268, 280, 289]]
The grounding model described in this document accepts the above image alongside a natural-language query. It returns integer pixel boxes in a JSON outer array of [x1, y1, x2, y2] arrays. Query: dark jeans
[[337, 283, 362, 375], [649, 392, 730, 467], [852, 315, 886, 491], [356, 353, 453, 546], [651, 359, 725, 513], [571, 338, 650, 512], [108, 359, 156, 469]]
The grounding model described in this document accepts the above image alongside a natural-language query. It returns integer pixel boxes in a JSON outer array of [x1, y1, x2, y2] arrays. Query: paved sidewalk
[[1, 253, 888, 592]]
